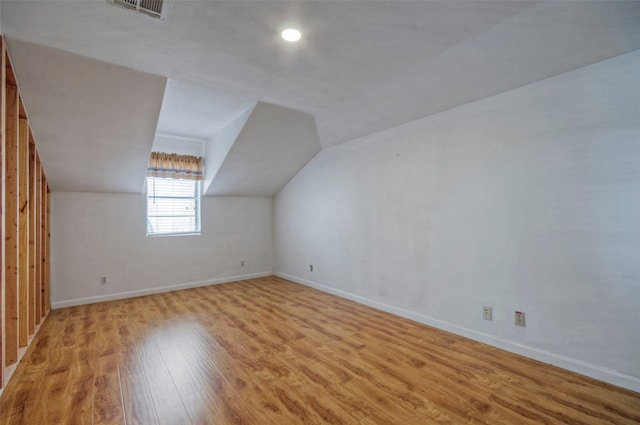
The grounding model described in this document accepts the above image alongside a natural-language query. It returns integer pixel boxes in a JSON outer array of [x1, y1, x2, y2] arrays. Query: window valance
[[147, 152, 203, 181]]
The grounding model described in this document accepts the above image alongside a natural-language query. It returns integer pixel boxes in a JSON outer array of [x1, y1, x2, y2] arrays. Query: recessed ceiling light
[[282, 28, 302, 42]]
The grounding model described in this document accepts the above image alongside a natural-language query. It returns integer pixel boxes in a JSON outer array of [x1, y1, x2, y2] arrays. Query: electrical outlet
[[100, 275, 108, 285], [482, 306, 492, 321], [309, 264, 313, 272], [515, 311, 525, 327], [240, 260, 245, 267]]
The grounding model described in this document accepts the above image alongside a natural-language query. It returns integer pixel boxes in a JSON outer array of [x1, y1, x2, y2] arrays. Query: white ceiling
[[2, 1, 640, 194]]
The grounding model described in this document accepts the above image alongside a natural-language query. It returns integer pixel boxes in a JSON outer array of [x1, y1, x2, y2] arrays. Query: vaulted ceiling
[[2, 1, 640, 195]]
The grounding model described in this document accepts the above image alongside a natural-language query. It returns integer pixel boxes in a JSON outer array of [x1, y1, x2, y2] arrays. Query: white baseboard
[[51, 271, 273, 309], [276, 272, 640, 394]]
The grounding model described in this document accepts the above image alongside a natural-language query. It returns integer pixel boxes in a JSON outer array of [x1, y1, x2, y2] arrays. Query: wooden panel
[[18, 118, 29, 347], [4, 48, 16, 87], [1, 277, 639, 425], [40, 175, 46, 316], [28, 134, 37, 335], [0, 38, 6, 388], [43, 182, 51, 315], [18, 96, 26, 120], [35, 155, 42, 322], [1, 35, 51, 392], [4, 82, 19, 366]]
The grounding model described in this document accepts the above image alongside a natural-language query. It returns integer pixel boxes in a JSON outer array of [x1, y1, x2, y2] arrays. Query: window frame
[[146, 176, 201, 237]]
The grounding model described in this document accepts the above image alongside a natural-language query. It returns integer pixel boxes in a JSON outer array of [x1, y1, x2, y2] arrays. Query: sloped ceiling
[[7, 39, 166, 193], [206, 102, 321, 197], [2, 1, 640, 195]]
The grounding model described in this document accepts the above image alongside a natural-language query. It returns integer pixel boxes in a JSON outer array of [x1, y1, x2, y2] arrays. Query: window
[[146, 152, 203, 236], [147, 177, 200, 236]]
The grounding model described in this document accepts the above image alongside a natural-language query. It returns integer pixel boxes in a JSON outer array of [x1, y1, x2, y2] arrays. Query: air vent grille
[[112, 0, 164, 19]]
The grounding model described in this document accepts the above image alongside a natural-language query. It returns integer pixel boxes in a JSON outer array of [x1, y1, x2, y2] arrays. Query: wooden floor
[[0, 277, 638, 424]]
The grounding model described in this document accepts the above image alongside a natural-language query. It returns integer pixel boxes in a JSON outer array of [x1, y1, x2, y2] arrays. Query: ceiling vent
[[110, 0, 164, 20]]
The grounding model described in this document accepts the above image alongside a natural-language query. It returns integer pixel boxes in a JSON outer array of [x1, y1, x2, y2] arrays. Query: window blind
[[147, 177, 201, 236]]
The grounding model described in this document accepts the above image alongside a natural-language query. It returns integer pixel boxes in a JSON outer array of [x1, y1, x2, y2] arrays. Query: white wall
[[52, 192, 273, 307], [203, 105, 255, 194], [152, 134, 204, 157], [275, 50, 640, 391]]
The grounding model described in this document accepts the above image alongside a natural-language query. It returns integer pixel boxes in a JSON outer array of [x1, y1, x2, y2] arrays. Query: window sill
[[146, 232, 201, 238]]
